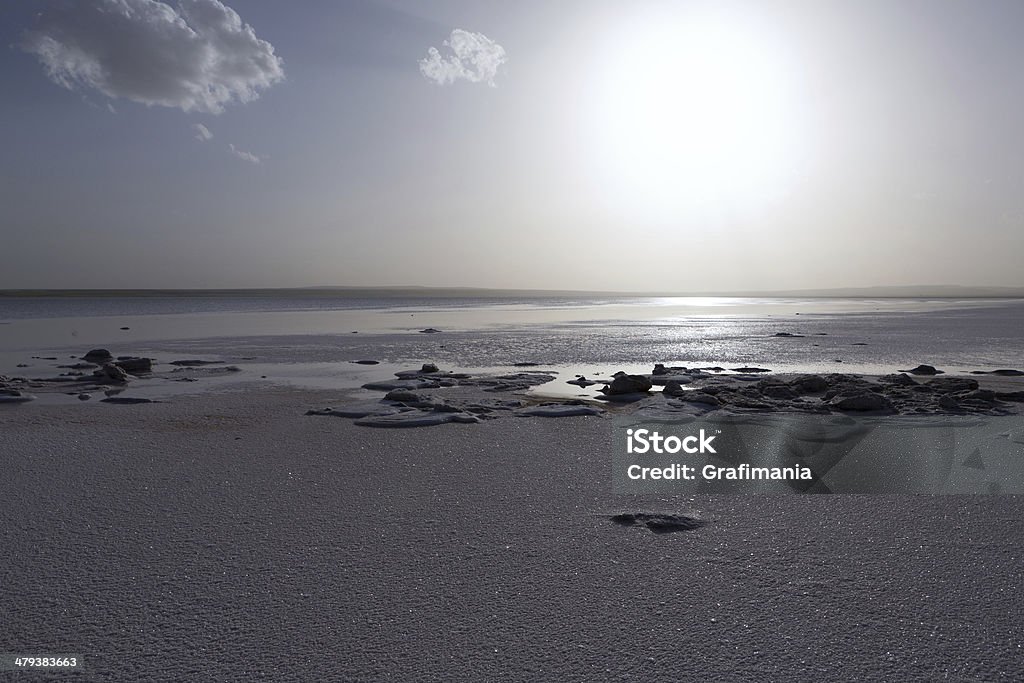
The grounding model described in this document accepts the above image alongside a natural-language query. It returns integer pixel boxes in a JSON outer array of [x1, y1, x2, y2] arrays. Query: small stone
[[83, 348, 113, 362], [901, 364, 943, 376], [384, 389, 423, 403], [662, 380, 687, 396]]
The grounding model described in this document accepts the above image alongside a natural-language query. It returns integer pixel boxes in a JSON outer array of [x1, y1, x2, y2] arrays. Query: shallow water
[[1, 297, 1021, 391]]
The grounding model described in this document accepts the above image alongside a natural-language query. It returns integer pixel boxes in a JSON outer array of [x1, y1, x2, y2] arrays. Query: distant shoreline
[[2, 285, 1024, 299]]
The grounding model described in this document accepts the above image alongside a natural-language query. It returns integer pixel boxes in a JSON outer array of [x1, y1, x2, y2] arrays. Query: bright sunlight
[[585, 5, 808, 215]]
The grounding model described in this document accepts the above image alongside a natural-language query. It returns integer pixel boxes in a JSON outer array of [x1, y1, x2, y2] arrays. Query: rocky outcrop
[[789, 374, 829, 393], [879, 373, 917, 386], [926, 377, 979, 393], [830, 393, 894, 412]]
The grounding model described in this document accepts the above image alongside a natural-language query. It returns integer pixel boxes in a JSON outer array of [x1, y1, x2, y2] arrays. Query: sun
[[584, 6, 807, 216]]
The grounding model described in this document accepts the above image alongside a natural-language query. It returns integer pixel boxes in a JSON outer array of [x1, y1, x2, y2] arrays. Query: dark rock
[[567, 376, 599, 387], [996, 391, 1024, 402], [83, 348, 113, 362], [351, 360, 380, 365], [120, 327, 130, 330], [420, 363, 439, 373], [684, 392, 720, 406], [384, 389, 423, 403], [610, 512, 703, 533], [601, 374, 653, 395], [93, 363, 129, 384], [515, 403, 604, 417], [100, 396, 156, 404], [991, 369, 1024, 376], [879, 373, 917, 386], [761, 384, 797, 400], [732, 367, 771, 373], [0, 389, 35, 403], [662, 380, 687, 397], [114, 357, 152, 374], [830, 393, 893, 412], [963, 389, 997, 402], [938, 395, 960, 410], [773, 332, 804, 338], [78, 393, 91, 401], [419, 328, 442, 334], [901, 364, 943, 376], [927, 377, 979, 393], [513, 362, 541, 367], [790, 374, 829, 393]]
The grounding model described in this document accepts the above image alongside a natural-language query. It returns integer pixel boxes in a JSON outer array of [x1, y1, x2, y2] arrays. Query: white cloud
[[22, 0, 284, 114], [193, 123, 213, 141], [419, 29, 506, 86], [228, 143, 261, 164]]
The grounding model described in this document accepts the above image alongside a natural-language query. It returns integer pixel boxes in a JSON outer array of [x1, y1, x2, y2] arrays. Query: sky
[[2, 0, 1024, 292]]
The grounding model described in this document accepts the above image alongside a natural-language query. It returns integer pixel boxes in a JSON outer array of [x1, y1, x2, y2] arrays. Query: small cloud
[[21, 0, 284, 114], [419, 29, 506, 86], [228, 143, 261, 164], [193, 123, 213, 141]]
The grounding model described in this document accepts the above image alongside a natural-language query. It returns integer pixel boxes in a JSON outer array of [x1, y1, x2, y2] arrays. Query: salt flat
[[1, 387, 1021, 681]]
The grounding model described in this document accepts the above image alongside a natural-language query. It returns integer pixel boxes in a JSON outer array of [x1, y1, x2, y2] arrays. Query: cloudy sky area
[[2, 0, 1024, 291]]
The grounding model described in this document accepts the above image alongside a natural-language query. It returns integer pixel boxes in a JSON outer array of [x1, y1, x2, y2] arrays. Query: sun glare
[[585, 7, 807, 216]]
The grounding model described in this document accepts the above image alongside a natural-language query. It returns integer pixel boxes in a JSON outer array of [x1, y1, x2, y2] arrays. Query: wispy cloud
[[419, 29, 506, 86], [21, 0, 284, 114], [228, 143, 261, 164], [193, 123, 213, 141]]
